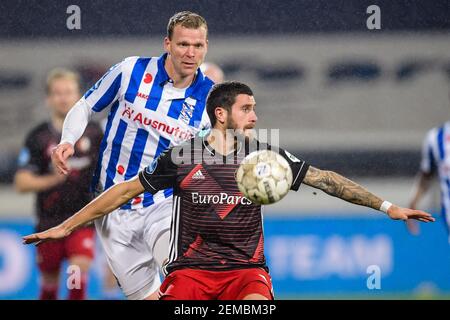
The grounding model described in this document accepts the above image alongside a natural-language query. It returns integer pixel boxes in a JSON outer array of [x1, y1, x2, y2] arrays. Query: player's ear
[[215, 107, 227, 124], [163, 37, 171, 53]]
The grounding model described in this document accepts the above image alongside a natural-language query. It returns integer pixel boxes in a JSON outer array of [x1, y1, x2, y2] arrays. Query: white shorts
[[94, 196, 172, 300]]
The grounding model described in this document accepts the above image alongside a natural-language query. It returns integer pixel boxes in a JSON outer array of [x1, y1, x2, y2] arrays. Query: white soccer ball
[[236, 150, 293, 205]]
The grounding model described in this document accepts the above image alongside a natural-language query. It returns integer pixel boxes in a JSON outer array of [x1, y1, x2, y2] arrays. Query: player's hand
[[22, 225, 70, 245], [387, 204, 435, 222], [51, 142, 74, 175]]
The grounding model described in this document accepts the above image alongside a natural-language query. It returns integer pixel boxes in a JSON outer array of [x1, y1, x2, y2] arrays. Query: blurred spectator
[[201, 62, 225, 83]]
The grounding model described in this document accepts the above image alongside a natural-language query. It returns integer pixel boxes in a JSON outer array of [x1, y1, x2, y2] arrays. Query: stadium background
[[0, 0, 449, 299]]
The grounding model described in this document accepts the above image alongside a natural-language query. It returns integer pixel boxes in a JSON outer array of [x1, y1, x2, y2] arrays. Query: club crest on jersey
[[180, 102, 195, 125], [145, 159, 158, 175]]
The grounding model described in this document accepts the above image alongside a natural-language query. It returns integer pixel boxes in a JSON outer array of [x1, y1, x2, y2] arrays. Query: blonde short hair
[[46, 68, 81, 94], [167, 11, 208, 40]]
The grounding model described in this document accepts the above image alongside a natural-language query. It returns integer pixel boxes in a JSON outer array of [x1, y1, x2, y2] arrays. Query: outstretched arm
[[23, 177, 144, 245], [303, 166, 435, 222]]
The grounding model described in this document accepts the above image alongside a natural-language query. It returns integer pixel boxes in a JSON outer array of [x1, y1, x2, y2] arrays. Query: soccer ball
[[236, 150, 293, 205]]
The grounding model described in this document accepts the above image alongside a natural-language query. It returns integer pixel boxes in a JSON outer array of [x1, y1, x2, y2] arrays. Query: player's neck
[[207, 128, 237, 156], [164, 59, 196, 88]]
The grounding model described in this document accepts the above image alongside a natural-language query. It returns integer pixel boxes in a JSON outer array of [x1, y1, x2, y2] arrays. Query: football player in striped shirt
[[49, 11, 214, 300], [407, 120, 450, 240], [24, 81, 434, 300]]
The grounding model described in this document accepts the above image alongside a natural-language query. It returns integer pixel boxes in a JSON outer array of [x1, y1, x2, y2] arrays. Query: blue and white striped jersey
[[83, 53, 214, 209], [421, 122, 450, 235]]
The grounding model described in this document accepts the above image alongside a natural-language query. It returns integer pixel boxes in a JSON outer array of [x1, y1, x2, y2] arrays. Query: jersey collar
[[157, 53, 207, 100], [202, 131, 243, 157]]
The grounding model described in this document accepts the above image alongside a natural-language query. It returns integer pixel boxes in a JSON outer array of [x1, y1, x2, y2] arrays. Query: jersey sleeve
[[17, 132, 42, 173], [60, 98, 93, 145], [83, 59, 126, 112], [278, 147, 310, 191], [138, 149, 177, 194], [420, 128, 437, 175]]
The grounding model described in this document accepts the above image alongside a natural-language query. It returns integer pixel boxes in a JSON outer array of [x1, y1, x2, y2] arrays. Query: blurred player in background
[[14, 69, 103, 299], [407, 102, 450, 240], [201, 62, 225, 83], [50, 11, 215, 299], [24, 81, 435, 300]]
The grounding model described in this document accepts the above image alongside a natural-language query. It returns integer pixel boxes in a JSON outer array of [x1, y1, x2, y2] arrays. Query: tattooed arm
[[303, 166, 382, 211], [302, 166, 435, 222]]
